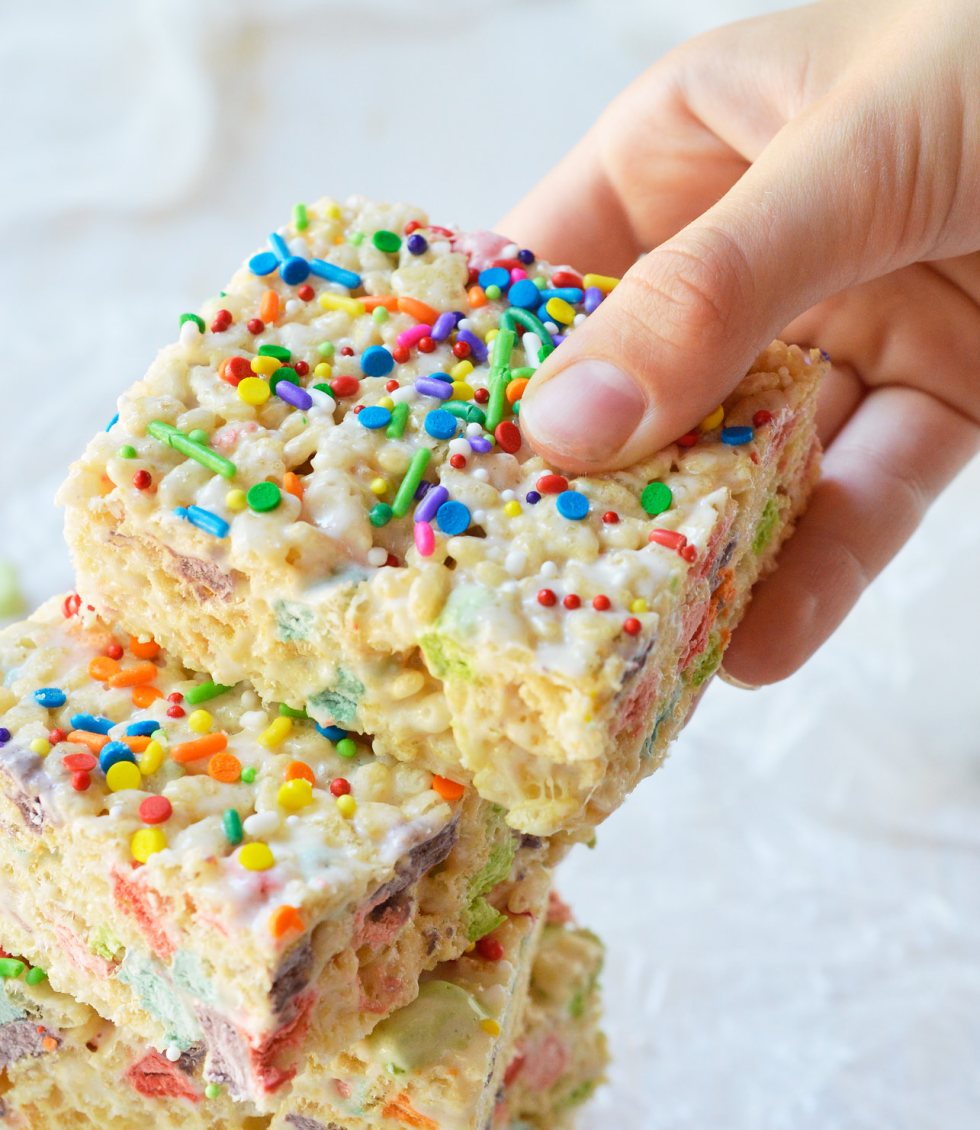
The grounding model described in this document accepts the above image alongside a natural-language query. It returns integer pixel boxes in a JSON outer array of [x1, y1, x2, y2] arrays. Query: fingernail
[[717, 666, 761, 691], [521, 360, 646, 462]]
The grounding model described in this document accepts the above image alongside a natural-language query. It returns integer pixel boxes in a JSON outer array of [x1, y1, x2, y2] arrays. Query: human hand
[[501, 0, 980, 686]]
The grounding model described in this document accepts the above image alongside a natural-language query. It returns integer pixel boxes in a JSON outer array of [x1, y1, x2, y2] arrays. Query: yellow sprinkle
[[630, 598, 649, 614], [450, 360, 474, 381], [699, 405, 725, 431], [450, 381, 474, 401], [480, 1019, 501, 1037], [484, 328, 498, 343], [313, 362, 332, 379], [188, 709, 213, 734], [324, 201, 341, 219], [131, 828, 167, 864], [503, 500, 522, 518], [106, 761, 142, 792], [583, 273, 620, 293], [29, 737, 51, 757], [259, 716, 292, 749], [278, 779, 313, 810], [250, 355, 282, 376], [226, 488, 247, 511], [238, 376, 271, 406], [319, 293, 365, 318], [140, 740, 165, 776], [377, 396, 395, 410], [545, 297, 575, 325], [239, 842, 275, 871], [370, 478, 389, 495], [335, 795, 357, 819]]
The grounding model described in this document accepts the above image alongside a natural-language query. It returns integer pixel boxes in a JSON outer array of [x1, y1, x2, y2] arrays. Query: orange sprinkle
[[218, 357, 237, 383], [283, 471, 304, 501], [506, 377, 530, 404], [171, 732, 228, 764], [89, 656, 120, 682], [131, 685, 164, 709], [41, 1036, 59, 1053], [381, 1095, 438, 1130], [208, 751, 242, 783], [285, 760, 316, 785], [269, 905, 305, 939], [359, 295, 398, 312], [259, 289, 281, 324], [125, 735, 152, 754], [99, 474, 114, 497], [431, 775, 465, 802], [467, 286, 487, 309], [397, 296, 440, 324], [67, 730, 109, 754], [107, 662, 158, 688], [129, 635, 161, 660]]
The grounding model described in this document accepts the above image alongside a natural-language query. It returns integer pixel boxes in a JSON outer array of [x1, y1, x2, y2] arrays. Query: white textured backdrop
[[2, 2, 978, 1128]]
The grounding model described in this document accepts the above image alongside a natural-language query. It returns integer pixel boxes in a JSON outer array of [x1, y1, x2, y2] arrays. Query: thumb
[[518, 98, 910, 472]]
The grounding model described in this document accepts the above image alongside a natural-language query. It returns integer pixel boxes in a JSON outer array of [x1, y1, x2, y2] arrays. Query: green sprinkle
[[293, 203, 308, 231], [348, 230, 365, 246], [500, 308, 554, 361], [259, 343, 292, 362], [270, 367, 298, 392], [485, 284, 502, 300], [147, 420, 237, 480], [241, 766, 257, 784], [441, 402, 471, 420], [391, 448, 431, 517], [465, 405, 487, 426], [372, 306, 389, 324], [640, 481, 673, 516], [205, 1083, 223, 1100], [336, 737, 357, 759], [247, 482, 282, 512], [0, 958, 25, 980], [278, 703, 308, 719], [511, 367, 535, 380], [185, 681, 233, 706], [386, 401, 410, 440], [372, 229, 402, 254], [25, 966, 47, 986], [369, 503, 393, 527], [187, 428, 210, 445], [313, 382, 335, 398], [317, 341, 335, 358], [222, 809, 243, 845], [118, 444, 137, 459], [485, 326, 516, 433], [179, 312, 205, 333], [533, 276, 547, 289]]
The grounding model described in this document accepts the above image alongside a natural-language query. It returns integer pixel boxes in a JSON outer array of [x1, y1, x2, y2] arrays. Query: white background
[[1, 2, 978, 1128]]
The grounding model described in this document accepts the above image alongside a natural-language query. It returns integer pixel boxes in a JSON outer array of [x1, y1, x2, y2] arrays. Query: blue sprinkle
[[268, 232, 290, 259], [71, 714, 115, 735], [507, 279, 541, 309], [316, 723, 349, 742], [556, 490, 589, 520], [429, 372, 454, 383], [0, 727, 10, 745], [249, 250, 280, 276], [525, 490, 541, 505], [360, 346, 394, 378], [127, 721, 161, 737], [359, 406, 392, 430], [279, 255, 311, 285], [721, 426, 754, 446], [34, 688, 67, 709], [424, 410, 457, 441], [176, 506, 230, 539], [309, 259, 363, 289], [436, 500, 470, 535], [478, 267, 510, 290], [539, 287, 584, 304], [105, 413, 120, 432], [406, 233, 428, 255], [99, 742, 137, 773]]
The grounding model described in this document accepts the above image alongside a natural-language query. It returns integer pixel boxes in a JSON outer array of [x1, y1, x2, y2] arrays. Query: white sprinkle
[[521, 333, 542, 370], [244, 811, 280, 837], [448, 438, 471, 458], [500, 242, 519, 258], [472, 510, 487, 525], [541, 560, 558, 578], [457, 318, 473, 332], [165, 1045, 182, 1063], [500, 489, 515, 502], [543, 321, 559, 334], [471, 468, 489, 482], [367, 546, 388, 567], [573, 313, 587, 326], [465, 422, 484, 438], [179, 321, 202, 346], [390, 386, 417, 404], [284, 299, 302, 318], [505, 550, 527, 575]]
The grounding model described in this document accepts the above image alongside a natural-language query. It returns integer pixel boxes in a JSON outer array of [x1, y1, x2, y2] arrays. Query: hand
[[500, 0, 980, 686]]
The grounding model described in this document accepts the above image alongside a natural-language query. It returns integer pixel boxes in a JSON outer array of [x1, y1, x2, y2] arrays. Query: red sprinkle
[[753, 410, 773, 427], [210, 309, 232, 333], [494, 420, 521, 454], [474, 387, 489, 404], [385, 379, 400, 393], [385, 552, 400, 568], [297, 284, 315, 302], [330, 375, 361, 398], [475, 936, 504, 961], [648, 529, 687, 551], [680, 544, 698, 562], [167, 692, 184, 704], [623, 617, 642, 635], [537, 589, 557, 607], [404, 220, 421, 235], [246, 318, 265, 335], [70, 771, 91, 792], [139, 796, 173, 825], [449, 454, 467, 469], [417, 336, 436, 354], [222, 356, 251, 386], [339, 346, 355, 357], [352, 404, 364, 415], [602, 511, 619, 524], [392, 345, 410, 365], [133, 470, 152, 491], [563, 594, 581, 610], [63, 752, 96, 773], [106, 642, 124, 661], [48, 728, 67, 746], [592, 594, 611, 611], [63, 594, 82, 619], [676, 432, 699, 447], [329, 778, 351, 797], [550, 270, 583, 288], [293, 360, 309, 377], [452, 341, 471, 360], [166, 705, 185, 719], [536, 474, 568, 494]]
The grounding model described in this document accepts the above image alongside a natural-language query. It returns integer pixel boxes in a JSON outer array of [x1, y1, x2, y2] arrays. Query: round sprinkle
[[358, 405, 392, 430], [372, 229, 402, 253], [593, 594, 611, 611], [249, 250, 279, 276], [106, 761, 142, 792], [753, 410, 774, 427], [406, 233, 428, 255], [133, 470, 152, 490], [361, 345, 395, 377], [99, 742, 136, 773], [139, 796, 173, 825], [370, 478, 388, 495], [33, 688, 67, 709], [63, 751, 97, 773], [29, 737, 51, 757], [369, 503, 393, 527], [503, 500, 521, 518], [329, 777, 351, 797], [205, 1084, 222, 1101], [223, 808, 243, 845], [640, 481, 673, 516], [119, 444, 137, 459], [279, 255, 310, 285], [239, 842, 275, 871], [208, 752, 242, 783], [241, 766, 258, 784], [476, 936, 504, 961], [335, 737, 357, 759], [336, 794, 357, 819], [278, 778, 314, 810], [602, 511, 620, 524], [481, 1019, 502, 1037], [188, 709, 213, 734], [721, 426, 754, 446], [537, 589, 557, 607], [436, 500, 471, 535], [247, 482, 282, 513], [508, 278, 541, 309], [494, 420, 521, 454], [238, 376, 271, 406], [623, 617, 643, 636], [226, 489, 247, 511], [425, 409, 458, 441], [525, 490, 541, 505], [131, 828, 167, 863], [563, 594, 581, 609], [699, 405, 725, 431], [556, 491, 589, 520]]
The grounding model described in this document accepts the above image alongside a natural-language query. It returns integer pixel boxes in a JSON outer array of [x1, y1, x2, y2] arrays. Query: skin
[[499, 0, 980, 686]]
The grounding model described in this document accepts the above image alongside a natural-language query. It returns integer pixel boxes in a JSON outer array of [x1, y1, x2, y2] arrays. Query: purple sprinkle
[[415, 481, 432, 500], [0, 727, 10, 745], [407, 233, 428, 255], [583, 286, 604, 314], [431, 311, 461, 342], [415, 485, 449, 523], [551, 334, 566, 347], [276, 382, 313, 410], [456, 328, 488, 363], [517, 248, 535, 265], [415, 377, 453, 400], [469, 435, 492, 454], [525, 490, 541, 505]]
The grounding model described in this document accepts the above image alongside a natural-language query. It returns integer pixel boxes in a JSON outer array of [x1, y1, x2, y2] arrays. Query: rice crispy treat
[[60, 196, 824, 838], [0, 883, 606, 1129], [0, 597, 549, 1110]]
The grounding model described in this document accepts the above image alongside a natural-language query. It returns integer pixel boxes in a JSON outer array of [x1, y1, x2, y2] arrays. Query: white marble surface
[[1, 2, 978, 1127]]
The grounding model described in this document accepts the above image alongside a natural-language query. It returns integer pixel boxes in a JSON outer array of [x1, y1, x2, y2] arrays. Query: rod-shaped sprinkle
[[148, 420, 237, 479], [485, 326, 516, 433], [392, 448, 432, 517], [500, 308, 555, 361], [386, 401, 410, 439], [309, 259, 363, 289]]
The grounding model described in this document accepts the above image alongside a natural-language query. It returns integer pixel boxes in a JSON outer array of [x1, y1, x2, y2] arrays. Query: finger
[[722, 385, 980, 686]]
